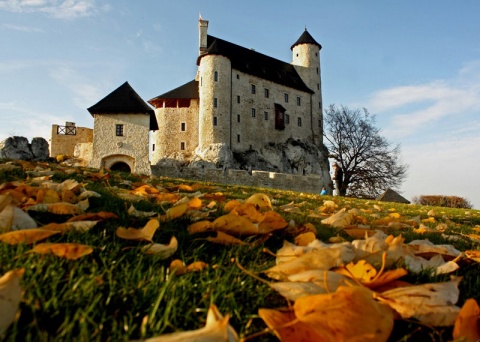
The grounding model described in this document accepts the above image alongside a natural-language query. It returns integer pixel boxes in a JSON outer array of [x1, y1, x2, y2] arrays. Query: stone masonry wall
[[50, 125, 93, 157], [151, 165, 325, 195]]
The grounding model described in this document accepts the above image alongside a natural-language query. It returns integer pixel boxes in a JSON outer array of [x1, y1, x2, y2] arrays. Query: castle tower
[[197, 22, 232, 150], [291, 29, 323, 145]]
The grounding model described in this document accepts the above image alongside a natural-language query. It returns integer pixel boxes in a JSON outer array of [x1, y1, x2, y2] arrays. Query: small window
[[214, 98, 218, 108], [180, 142, 185, 150], [181, 122, 186, 131], [213, 117, 218, 126], [115, 124, 124, 136], [318, 119, 322, 128], [297, 117, 302, 127], [251, 84, 256, 94], [264, 111, 268, 120], [296, 97, 301, 106], [237, 95, 240, 104], [317, 83, 320, 90], [237, 114, 240, 123], [316, 67, 319, 74], [214, 71, 218, 81], [284, 93, 289, 103], [237, 134, 240, 143], [236, 74, 239, 79], [200, 77, 202, 86], [285, 114, 290, 124], [152, 143, 155, 151], [251, 108, 256, 118], [264, 88, 269, 98], [319, 102, 322, 109]]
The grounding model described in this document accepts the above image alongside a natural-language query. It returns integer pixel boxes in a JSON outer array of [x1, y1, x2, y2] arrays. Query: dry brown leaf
[[245, 193, 272, 210], [223, 199, 242, 212], [231, 203, 264, 223], [258, 211, 288, 233], [128, 204, 157, 218], [0, 269, 24, 334], [188, 220, 213, 234], [155, 193, 180, 204], [453, 298, 480, 342], [342, 228, 376, 239], [186, 261, 208, 273], [294, 232, 316, 246], [260, 286, 394, 342], [187, 197, 203, 210], [66, 211, 118, 222], [141, 236, 178, 258], [0, 229, 61, 245], [169, 259, 187, 275], [36, 188, 60, 204], [0, 204, 38, 232], [321, 208, 354, 228], [116, 218, 159, 242], [206, 231, 248, 246], [211, 213, 259, 236], [27, 202, 83, 215], [41, 221, 98, 233], [29, 243, 93, 260]]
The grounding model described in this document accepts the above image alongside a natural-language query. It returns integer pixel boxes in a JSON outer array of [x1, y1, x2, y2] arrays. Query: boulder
[[0, 136, 49, 161]]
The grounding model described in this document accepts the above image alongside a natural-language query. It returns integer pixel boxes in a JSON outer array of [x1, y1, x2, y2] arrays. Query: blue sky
[[1, 0, 480, 208]]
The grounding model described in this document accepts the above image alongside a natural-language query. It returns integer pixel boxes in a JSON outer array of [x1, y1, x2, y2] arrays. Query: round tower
[[197, 51, 232, 150], [291, 29, 323, 145]]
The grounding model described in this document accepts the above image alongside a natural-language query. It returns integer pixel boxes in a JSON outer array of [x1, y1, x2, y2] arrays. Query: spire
[[290, 29, 322, 50]]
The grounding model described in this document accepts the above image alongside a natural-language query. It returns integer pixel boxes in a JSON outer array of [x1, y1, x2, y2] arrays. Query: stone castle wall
[[151, 165, 325, 194], [50, 125, 93, 157]]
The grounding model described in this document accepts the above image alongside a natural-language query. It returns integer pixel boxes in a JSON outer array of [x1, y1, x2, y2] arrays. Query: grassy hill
[[0, 160, 479, 341]]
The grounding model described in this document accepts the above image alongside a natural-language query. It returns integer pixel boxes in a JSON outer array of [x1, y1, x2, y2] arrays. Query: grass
[[1, 159, 479, 341]]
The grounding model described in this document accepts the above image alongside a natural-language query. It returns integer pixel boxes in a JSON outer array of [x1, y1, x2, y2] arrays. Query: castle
[[50, 18, 331, 192]]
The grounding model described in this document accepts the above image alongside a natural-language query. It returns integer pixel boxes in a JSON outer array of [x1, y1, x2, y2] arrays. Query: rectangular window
[[214, 71, 218, 81], [317, 83, 320, 90], [237, 95, 240, 104], [251, 84, 256, 94], [214, 98, 218, 108], [115, 124, 124, 136], [297, 117, 302, 126], [264, 88, 269, 98], [316, 67, 319, 74], [297, 97, 301, 106], [319, 102, 322, 109], [284, 93, 289, 103], [264, 111, 268, 120], [237, 134, 240, 143], [236, 74, 239, 79], [237, 114, 240, 123], [181, 122, 186, 131], [213, 117, 218, 126], [152, 143, 155, 151], [318, 119, 322, 128], [180, 142, 185, 150], [251, 108, 256, 118], [285, 114, 290, 124]]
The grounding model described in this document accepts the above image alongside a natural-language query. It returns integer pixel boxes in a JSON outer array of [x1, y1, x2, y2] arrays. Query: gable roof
[[291, 29, 322, 50], [149, 80, 199, 102], [376, 188, 411, 204], [87, 82, 158, 130], [197, 35, 314, 94]]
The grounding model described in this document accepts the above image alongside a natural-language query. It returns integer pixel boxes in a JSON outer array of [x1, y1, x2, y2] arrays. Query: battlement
[[151, 165, 324, 194]]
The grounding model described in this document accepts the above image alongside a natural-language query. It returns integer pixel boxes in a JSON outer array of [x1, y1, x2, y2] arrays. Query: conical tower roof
[[291, 29, 322, 50]]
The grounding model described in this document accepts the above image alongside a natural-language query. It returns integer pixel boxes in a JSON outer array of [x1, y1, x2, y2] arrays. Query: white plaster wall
[[89, 113, 151, 175]]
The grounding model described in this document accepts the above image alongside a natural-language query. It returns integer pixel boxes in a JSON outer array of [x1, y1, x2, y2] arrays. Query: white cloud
[[367, 61, 480, 138], [0, 23, 43, 32], [0, 0, 107, 19]]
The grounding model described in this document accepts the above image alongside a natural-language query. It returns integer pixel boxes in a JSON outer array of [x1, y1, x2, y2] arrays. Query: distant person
[[320, 186, 327, 195], [332, 163, 343, 196]]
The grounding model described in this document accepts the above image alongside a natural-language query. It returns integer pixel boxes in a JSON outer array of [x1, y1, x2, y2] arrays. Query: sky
[[1, 0, 480, 208]]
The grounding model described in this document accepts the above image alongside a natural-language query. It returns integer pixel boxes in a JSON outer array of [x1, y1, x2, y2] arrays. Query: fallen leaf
[[141, 236, 178, 258], [453, 298, 480, 342], [321, 208, 354, 228], [27, 202, 83, 215], [29, 243, 93, 260], [116, 219, 160, 242], [186, 261, 208, 273], [258, 211, 288, 233], [66, 211, 118, 222], [128, 204, 157, 218], [188, 220, 213, 234], [206, 231, 248, 246], [211, 213, 259, 236], [245, 193, 272, 210], [163, 203, 188, 220], [187, 197, 203, 210], [294, 232, 316, 246], [0, 229, 61, 245], [0, 269, 24, 334], [0, 204, 38, 232]]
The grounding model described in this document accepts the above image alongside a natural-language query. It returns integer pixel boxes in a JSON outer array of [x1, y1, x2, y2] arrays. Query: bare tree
[[323, 104, 408, 197]]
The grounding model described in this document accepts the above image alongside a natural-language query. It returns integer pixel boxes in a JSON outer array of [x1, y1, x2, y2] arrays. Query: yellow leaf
[[453, 298, 480, 342], [0, 269, 24, 334], [223, 199, 242, 212], [245, 193, 272, 210], [258, 211, 288, 233], [29, 243, 93, 260], [294, 232, 316, 246], [116, 218, 160, 242], [27, 202, 83, 215], [0, 229, 61, 245], [36, 188, 60, 204], [141, 236, 178, 259], [155, 193, 180, 204], [321, 208, 354, 228], [231, 203, 264, 223], [169, 259, 187, 275], [163, 203, 188, 220], [186, 261, 208, 273], [188, 220, 213, 234], [187, 197, 203, 210], [211, 213, 259, 236], [338, 260, 377, 282]]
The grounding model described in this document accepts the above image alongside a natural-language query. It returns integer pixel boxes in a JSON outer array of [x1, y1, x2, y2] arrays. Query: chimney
[[199, 19, 208, 55]]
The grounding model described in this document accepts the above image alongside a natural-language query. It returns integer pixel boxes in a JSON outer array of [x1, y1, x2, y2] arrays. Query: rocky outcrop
[[0, 136, 50, 161]]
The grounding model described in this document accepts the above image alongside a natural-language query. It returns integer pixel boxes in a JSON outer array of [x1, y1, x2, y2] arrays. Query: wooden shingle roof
[[149, 80, 199, 102], [87, 82, 158, 130], [290, 29, 322, 50], [197, 35, 314, 94]]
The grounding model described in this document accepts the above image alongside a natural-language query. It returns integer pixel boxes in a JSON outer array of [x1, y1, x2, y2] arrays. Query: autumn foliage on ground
[[0, 160, 479, 341]]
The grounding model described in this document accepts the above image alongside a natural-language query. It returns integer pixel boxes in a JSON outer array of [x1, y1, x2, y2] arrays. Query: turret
[[199, 18, 209, 55]]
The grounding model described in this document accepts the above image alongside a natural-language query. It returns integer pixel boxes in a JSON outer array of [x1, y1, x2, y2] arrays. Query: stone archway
[[109, 162, 131, 173], [102, 154, 135, 173]]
